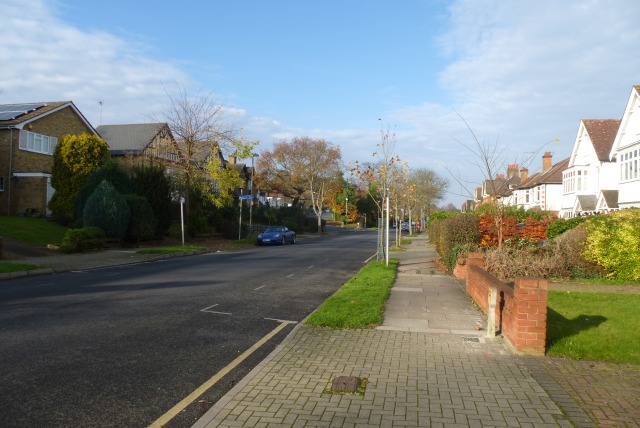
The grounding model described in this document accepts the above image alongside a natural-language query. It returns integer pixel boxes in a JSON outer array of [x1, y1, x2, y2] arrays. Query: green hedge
[[583, 209, 640, 280], [61, 227, 106, 252]]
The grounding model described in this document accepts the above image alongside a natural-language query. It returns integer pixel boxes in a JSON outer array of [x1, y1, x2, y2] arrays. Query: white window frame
[[19, 130, 57, 155]]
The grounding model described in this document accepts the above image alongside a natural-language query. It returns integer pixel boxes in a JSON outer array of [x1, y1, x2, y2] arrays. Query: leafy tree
[[131, 161, 173, 237], [83, 180, 131, 238], [257, 137, 342, 231], [49, 133, 110, 224], [123, 194, 157, 244]]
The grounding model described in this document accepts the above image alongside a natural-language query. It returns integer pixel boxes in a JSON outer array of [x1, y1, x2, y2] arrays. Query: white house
[[559, 118, 621, 218], [509, 153, 569, 213], [609, 85, 640, 209]]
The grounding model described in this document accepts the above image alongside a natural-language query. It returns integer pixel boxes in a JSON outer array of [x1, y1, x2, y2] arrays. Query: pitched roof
[[517, 157, 569, 189], [97, 123, 167, 153], [576, 194, 597, 211], [582, 119, 621, 161], [600, 190, 619, 209], [0, 101, 95, 133]]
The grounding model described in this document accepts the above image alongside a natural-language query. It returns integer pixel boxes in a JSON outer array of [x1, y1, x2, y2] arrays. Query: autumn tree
[[257, 137, 342, 231], [49, 133, 110, 224]]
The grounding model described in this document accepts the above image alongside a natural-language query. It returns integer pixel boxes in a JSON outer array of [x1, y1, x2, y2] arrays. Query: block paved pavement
[[195, 234, 592, 428]]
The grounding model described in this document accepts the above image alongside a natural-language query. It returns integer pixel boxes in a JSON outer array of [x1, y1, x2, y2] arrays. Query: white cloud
[[384, 0, 640, 204], [0, 0, 190, 126]]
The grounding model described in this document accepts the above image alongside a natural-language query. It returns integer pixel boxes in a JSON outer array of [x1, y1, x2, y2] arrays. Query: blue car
[[257, 226, 296, 245]]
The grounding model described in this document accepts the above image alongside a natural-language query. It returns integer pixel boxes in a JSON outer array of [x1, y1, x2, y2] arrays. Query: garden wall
[[455, 252, 548, 355]]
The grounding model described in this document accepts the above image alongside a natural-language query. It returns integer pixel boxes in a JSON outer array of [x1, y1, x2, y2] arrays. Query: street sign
[[239, 195, 253, 200]]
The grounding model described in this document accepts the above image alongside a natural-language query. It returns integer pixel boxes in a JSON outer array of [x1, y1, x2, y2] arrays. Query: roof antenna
[[99, 100, 103, 126]]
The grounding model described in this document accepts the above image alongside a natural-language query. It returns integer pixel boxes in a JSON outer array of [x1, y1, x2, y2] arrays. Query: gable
[[570, 119, 620, 167], [98, 123, 168, 153], [610, 85, 640, 160]]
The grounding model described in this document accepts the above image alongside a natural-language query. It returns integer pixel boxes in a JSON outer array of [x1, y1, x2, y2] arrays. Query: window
[[0, 177, 4, 192], [19, 130, 57, 155], [620, 148, 640, 182]]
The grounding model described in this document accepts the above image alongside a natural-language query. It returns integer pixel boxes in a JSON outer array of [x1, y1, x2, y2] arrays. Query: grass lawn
[[547, 290, 640, 364], [0, 262, 44, 273], [0, 216, 67, 246], [136, 245, 207, 255], [304, 259, 398, 328]]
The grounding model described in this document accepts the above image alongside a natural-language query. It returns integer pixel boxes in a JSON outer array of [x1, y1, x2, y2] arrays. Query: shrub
[[437, 214, 480, 266], [83, 180, 131, 238], [547, 216, 587, 240], [74, 163, 133, 219], [123, 194, 157, 244], [484, 224, 604, 281], [131, 162, 173, 238], [582, 209, 640, 280], [60, 227, 105, 252]]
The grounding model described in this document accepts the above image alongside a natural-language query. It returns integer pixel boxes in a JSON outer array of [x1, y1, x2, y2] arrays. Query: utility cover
[[330, 376, 358, 393]]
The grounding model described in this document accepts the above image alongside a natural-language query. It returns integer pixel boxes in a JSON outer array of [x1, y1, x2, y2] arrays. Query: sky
[[2, 0, 639, 207]]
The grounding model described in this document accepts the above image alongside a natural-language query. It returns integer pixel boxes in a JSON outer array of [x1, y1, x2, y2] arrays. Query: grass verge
[[547, 290, 640, 364], [0, 262, 44, 273], [136, 245, 206, 255], [304, 259, 398, 328], [0, 216, 67, 245]]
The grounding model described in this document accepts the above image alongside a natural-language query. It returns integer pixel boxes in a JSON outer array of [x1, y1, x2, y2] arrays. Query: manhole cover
[[331, 376, 358, 392]]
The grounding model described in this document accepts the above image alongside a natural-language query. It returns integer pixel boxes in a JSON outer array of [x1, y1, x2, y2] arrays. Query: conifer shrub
[[123, 194, 157, 245], [83, 180, 131, 239]]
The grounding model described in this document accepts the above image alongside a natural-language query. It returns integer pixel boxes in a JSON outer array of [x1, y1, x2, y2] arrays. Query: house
[[559, 118, 621, 218], [508, 153, 569, 213], [97, 123, 179, 163], [480, 164, 521, 204], [609, 85, 640, 209], [0, 101, 97, 217]]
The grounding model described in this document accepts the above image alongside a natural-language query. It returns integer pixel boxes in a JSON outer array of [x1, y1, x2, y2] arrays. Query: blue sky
[[2, 0, 640, 207]]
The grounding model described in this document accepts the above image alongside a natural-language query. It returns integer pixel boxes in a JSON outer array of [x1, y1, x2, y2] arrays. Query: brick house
[[0, 102, 97, 217]]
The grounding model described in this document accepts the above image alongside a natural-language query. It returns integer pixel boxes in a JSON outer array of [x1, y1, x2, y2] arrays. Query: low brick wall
[[455, 252, 548, 355]]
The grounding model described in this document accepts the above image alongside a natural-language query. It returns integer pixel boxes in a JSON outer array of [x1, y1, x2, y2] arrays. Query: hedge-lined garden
[[429, 207, 640, 281]]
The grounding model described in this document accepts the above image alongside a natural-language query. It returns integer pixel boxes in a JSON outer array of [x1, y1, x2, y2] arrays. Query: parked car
[[256, 226, 296, 245], [401, 222, 409, 232]]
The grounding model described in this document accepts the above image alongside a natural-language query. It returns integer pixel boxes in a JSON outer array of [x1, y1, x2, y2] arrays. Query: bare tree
[[156, 86, 256, 221], [407, 168, 448, 228]]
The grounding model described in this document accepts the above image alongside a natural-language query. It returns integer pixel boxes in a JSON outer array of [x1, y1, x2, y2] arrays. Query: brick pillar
[[513, 277, 548, 355]]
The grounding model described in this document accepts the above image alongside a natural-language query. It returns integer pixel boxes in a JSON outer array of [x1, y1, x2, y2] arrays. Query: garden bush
[[60, 227, 105, 252], [582, 209, 640, 280], [83, 180, 131, 238], [437, 214, 480, 267], [123, 194, 157, 245], [547, 216, 587, 240], [484, 224, 604, 281]]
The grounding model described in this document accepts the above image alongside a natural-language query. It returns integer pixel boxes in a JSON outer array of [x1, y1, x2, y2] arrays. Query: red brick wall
[[463, 252, 548, 355]]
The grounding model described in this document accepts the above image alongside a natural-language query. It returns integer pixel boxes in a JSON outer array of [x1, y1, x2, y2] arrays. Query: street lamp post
[[345, 197, 348, 226], [249, 153, 258, 229]]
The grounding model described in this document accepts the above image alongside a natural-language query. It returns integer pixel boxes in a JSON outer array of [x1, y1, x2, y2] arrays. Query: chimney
[[229, 154, 237, 164], [520, 167, 529, 182], [542, 152, 553, 172], [507, 164, 519, 179]]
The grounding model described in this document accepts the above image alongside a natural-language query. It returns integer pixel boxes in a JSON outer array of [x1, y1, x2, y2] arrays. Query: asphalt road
[[0, 230, 378, 428]]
